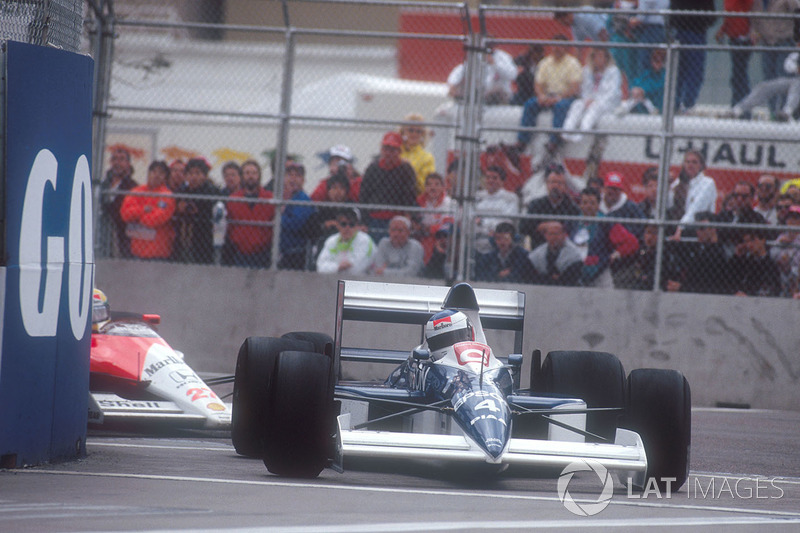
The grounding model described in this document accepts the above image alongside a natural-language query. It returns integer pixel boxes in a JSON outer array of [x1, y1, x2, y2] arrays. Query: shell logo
[[454, 342, 490, 366]]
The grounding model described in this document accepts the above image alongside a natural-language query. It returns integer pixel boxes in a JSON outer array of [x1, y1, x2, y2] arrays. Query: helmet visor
[[428, 327, 471, 352], [92, 303, 109, 323]]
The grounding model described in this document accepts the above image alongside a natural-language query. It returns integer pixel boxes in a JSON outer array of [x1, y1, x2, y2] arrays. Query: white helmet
[[425, 309, 473, 355]]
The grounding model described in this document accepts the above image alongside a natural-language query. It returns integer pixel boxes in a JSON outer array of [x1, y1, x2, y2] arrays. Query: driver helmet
[[92, 289, 110, 326], [425, 309, 473, 358]]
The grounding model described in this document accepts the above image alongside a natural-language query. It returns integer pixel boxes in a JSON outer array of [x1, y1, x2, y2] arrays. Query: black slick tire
[[624, 368, 691, 491], [263, 350, 333, 478], [542, 350, 626, 443], [281, 331, 333, 356], [231, 336, 312, 458]]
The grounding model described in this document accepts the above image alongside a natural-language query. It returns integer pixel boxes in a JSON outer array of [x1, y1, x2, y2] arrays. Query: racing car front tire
[[281, 332, 333, 356], [623, 368, 691, 491], [542, 351, 626, 443], [232, 336, 314, 458], [263, 350, 333, 478]]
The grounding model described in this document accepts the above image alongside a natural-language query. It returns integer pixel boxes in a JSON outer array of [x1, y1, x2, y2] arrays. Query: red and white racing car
[[88, 290, 231, 429]]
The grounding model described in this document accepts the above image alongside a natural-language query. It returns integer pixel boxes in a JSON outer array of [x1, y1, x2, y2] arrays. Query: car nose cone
[[450, 382, 511, 461], [468, 413, 509, 459]]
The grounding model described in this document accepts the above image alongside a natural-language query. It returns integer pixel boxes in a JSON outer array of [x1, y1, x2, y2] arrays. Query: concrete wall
[[96, 259, 800, 411]]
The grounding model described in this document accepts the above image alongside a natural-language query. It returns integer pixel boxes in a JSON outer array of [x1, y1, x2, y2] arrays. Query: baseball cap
[[604, 172, 624, 189], [329, 145, 353, 162], [339, 207, 361, 223], [787, 205, 800, 218], [435, 223, 453, 238], [382, 131, 403, 148], [286, 162, 305, 175], [545, 162, 566, 175]]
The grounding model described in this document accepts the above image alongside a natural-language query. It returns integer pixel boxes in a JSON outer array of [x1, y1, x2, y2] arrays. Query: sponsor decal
[[469, 413, 507, 427], [453, 342, 490, 366], [206, 402, 226, 412], [432, 316, 452, 330], [558, 459, 614, 516], [18, 149, 93, 340], [186, 387, 218, 402], [644, 137, 790, 169], [143, 355, 183, 377], [452, 390, 504, 411], [426, 371, 443, 392], [99, 399, 165, 409], [169, 369, 200, 386], [410, 365, 430, 391], [483, 437, 504, 450]]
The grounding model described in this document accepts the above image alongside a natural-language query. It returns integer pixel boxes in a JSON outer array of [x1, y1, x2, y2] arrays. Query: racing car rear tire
[[232, 336, 313, 458], [281, 332, 333, 356], [542, 351, 626, 443], [623, 368, 691, 491], [263, 350, 333, 478]]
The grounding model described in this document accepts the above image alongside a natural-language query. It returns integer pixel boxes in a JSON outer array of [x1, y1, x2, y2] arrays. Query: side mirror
[[508, 353, 523, 367], [142, 314, 161, 325], [412, 348, 431, 361]]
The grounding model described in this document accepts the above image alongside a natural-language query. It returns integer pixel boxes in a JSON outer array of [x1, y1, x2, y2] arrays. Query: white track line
[[0, 502, 209, 521], [86, 441, 800, 485], [90, 442, 232, 452], [12, 469, 800, 519], [73, 516, 800, 533]]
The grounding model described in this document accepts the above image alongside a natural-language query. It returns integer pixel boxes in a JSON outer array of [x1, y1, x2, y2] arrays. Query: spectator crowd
[[97, 5, 800, 299], [99, 131, 800, 299], [498, 1, 800, 166]]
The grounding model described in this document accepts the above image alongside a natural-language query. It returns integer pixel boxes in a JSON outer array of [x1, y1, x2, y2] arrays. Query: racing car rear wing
[[334, 280, 525, 366]]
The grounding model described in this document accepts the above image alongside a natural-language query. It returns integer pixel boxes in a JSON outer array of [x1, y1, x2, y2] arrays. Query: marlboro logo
[[433, 316, 452, 330]]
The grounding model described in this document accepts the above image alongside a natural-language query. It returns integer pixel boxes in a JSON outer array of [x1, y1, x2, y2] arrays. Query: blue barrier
[[0, 41, 94, 467]]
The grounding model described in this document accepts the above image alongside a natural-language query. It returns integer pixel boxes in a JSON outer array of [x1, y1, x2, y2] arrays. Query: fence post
[[88, 0, 116, 259], [653, 35, 681, 292], [454, 9, 485, 282], [271, 5, 297, 272]]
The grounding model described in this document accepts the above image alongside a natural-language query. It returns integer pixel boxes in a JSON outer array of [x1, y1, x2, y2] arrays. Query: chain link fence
[[86, 0, 800, 298], [0, 0, 84, 52]]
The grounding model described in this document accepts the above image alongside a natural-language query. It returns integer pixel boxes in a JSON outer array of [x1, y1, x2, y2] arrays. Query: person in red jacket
[[226, 159, 276, 268], [310, 145, 362, 202], [120, 160, 176, 260], [359, 132, 418, 241]]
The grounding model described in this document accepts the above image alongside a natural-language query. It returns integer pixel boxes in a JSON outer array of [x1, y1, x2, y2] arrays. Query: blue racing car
[[230, 280, 690, 491]]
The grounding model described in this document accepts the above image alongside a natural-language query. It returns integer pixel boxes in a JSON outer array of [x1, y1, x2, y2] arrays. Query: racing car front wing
[[335, 413, 647, 479], [88, 392, 231, 428]]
